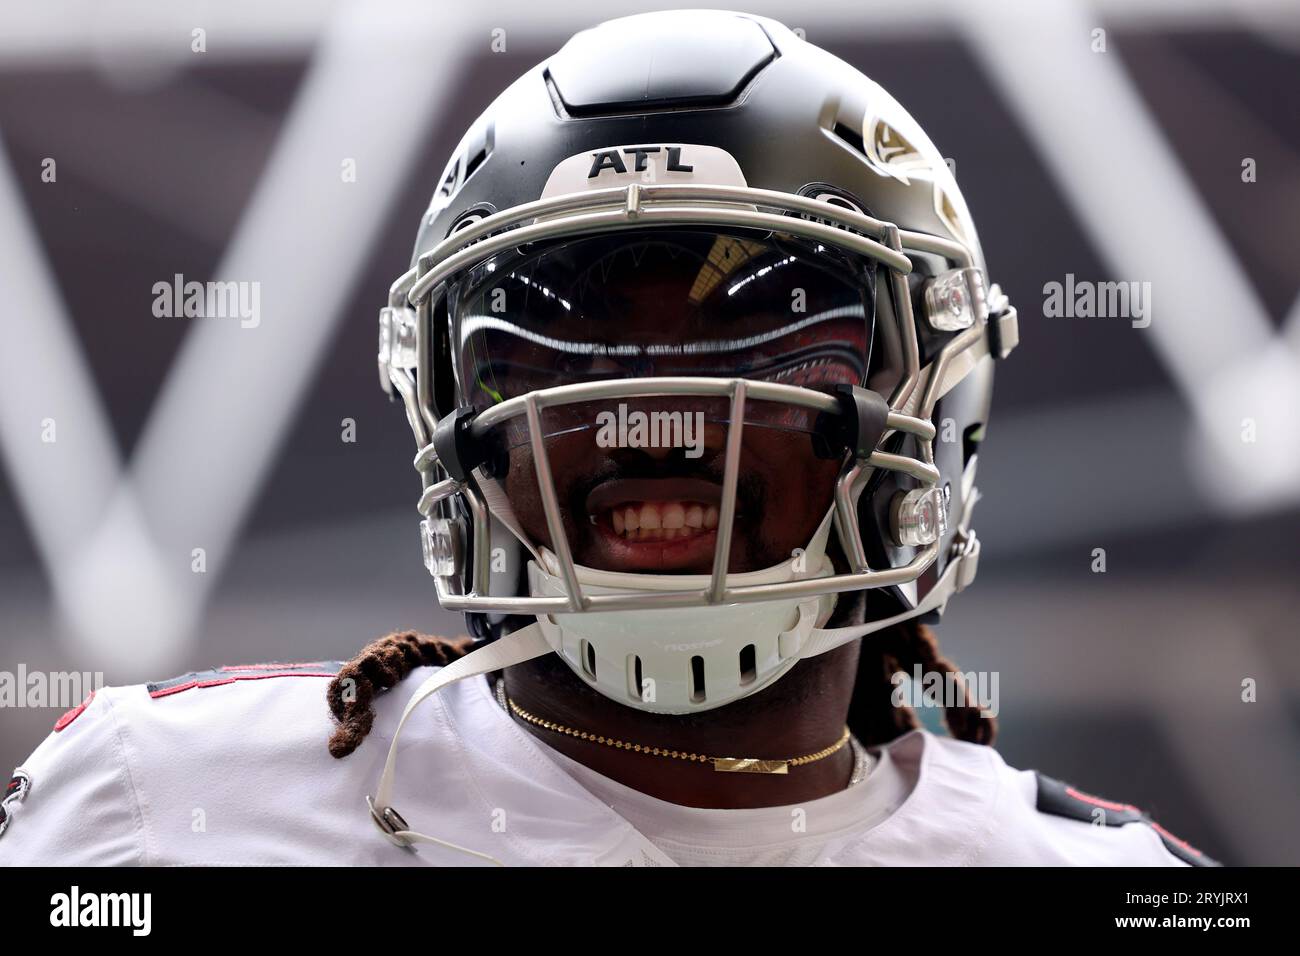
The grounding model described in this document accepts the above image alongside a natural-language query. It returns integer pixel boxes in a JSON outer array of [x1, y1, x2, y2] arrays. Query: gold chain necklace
[[496, 678, 852, 775]]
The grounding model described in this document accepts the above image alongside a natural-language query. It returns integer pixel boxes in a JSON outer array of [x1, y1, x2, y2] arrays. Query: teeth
[[603, 501, 721, 541], [639, 503, 661, 530]]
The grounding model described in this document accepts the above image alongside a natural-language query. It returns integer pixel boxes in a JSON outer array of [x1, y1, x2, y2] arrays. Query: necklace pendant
[[712, 757, 789, 774]]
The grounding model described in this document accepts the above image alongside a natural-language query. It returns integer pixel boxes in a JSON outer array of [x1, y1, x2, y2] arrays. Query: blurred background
[[1, 0, 1297, 865]]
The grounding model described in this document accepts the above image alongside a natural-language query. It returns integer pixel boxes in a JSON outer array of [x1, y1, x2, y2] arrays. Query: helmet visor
[[444, 227, 875, 575], [449, 226, 874, 416]]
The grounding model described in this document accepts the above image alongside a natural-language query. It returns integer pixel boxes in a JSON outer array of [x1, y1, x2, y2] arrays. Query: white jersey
[[0, 660, 1213, 866]]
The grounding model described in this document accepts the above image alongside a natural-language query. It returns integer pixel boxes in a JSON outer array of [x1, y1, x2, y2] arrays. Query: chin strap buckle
[[985, 284, 1019, 361], [989, 307, 1019, 360], [367, 795, 414, 850], [950, 529, 981, 592]]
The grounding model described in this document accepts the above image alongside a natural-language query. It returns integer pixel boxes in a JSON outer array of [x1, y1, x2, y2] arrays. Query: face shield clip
[[432, 406, 486, 482], [820, 384, 890, 461]]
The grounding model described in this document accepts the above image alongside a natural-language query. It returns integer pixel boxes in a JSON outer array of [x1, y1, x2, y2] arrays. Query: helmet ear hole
[[795, 182, 873, 220], [445, 202, 496, 239], [818, 194, 861, 215]]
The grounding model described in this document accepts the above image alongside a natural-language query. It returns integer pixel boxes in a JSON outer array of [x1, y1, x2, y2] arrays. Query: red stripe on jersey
[[54, 690, 95, 731], [1065, 785, 1141, 814]]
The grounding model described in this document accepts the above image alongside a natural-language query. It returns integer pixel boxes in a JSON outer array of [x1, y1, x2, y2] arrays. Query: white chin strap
[[365, 526, 980, 862]]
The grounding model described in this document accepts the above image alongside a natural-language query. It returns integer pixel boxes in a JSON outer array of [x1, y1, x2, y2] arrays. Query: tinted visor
[[449, 227, 875, 415]]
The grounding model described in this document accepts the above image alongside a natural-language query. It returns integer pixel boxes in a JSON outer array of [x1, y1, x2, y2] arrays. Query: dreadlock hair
[[842, 597, 997, 748], [326, 630, 474, 758], [326, 613, 996, 758]]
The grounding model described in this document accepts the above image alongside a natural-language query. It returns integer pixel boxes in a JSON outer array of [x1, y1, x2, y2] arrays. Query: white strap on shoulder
[[366, 621, 553, 863]]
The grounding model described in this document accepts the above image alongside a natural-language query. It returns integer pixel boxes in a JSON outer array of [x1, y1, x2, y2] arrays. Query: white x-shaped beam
[[0, 1, 464, 674], [1, 0, 1297, 678]]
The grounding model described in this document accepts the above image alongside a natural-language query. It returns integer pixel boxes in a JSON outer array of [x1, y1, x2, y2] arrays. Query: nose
[[590, 395, 733, 461], [640, 443, 673, 461]]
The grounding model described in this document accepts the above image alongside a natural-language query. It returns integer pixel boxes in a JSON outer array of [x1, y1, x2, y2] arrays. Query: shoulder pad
[[1035, 772, 1220, 866], [146, 661, 343, 699]]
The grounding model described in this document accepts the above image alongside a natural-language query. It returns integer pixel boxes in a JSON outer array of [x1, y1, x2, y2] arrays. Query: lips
[[585, 478, 723, 513], [582, 478, 729, 571], [608, 500, 719, 540], [587, 478, 725, 541]]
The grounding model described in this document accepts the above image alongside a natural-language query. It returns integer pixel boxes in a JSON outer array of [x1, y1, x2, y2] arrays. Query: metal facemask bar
[[378, 182, 1019, 617]]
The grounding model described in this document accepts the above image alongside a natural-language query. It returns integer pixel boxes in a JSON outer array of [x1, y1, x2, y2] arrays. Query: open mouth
[[582, 478, 731, 571], [601, 500, 719, 541]]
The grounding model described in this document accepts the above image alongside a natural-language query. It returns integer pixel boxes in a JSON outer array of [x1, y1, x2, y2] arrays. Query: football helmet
[[369, 10, 1017, 845]]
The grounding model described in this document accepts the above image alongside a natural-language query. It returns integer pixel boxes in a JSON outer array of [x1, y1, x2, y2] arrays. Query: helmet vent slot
[[581, 640, 597, 680], [689, 656, 707, 703], [464, 144, 489, 182], [831, 121, 867, 159], [628, 655, 645, 701], [739, 644, 757, 685]]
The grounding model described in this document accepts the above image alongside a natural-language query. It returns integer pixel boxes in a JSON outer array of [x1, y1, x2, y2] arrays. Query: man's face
[[502, 397, 841, 574], [458, 230, 871, 574]]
